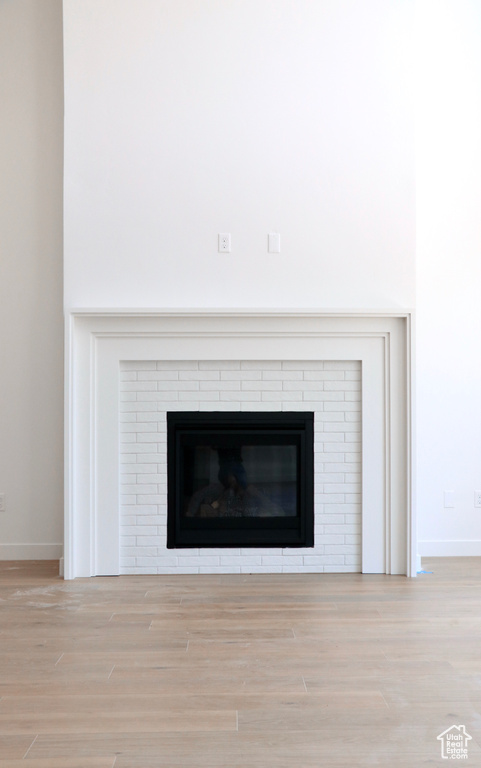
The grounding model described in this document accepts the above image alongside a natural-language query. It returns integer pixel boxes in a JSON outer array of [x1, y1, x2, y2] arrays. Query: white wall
[[416, 1, 481, 555], [63, 0, 415, 310], [0, 1, 64, 557]]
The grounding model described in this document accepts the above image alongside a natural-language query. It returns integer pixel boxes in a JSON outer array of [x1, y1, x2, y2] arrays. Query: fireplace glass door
[[167, 412, 314, 548]]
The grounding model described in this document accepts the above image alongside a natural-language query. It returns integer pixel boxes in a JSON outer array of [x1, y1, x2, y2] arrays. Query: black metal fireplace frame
[[167, 411, 314, 549]]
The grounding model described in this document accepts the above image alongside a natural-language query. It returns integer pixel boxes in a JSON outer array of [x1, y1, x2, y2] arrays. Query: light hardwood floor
[[0, 559, 480, 766]]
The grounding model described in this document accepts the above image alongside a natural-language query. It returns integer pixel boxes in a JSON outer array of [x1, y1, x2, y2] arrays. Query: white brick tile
[[219, 556, 262, 566], [121, 401, 157, 412], [136, 494, 165, 504], [316, 473, 345, 483], [200, 401, 240, 411], [259, 556, 304, 566], [242, 401, 280, 411], [262, 391, 299, 401], [283, 361, 325, 370], [242, 361, 281, 370], [153, 556, 179, 567], [122, 462, 157, 475], [345, 412, 361, 422], [200, 360, 241, 370], [323, 483, 359, 494], [324, 544, 358, 555], [120, 495, 136, 505], [323, 422, 360, 432], [344, 555, 362, 565], [177, 557, 220, 567], [179, 370, 220, 380], [221, 390, 260, 401], [345, 392, 362, 402], [120, 413, 136, 423], [324, 401, 360, 412], [324, 361, 360, 370], [122, 422, 157, 433], [129, 504, 158, 514], [201, 548, 241, 557], [345, 493, 361, 504], [136, 536, 164, 547], [135, 474, 163, 484], [317, 514, 346, 525], [316, 432, 347, 444], [221, 370, 262, 380], [157, 361, 198, 370], [240, 548, 284, 556], [263, 371, 303, 380], [122, 381, 157, 391], [121, 392, 137, 402], [345, 473, 361, 483], [321, 535, 345, 544], [138, 371, 178, 381], [157, 380, 198, 391], [179, 390, 218, 401], [122, 546, 157, 557], [323, 463, 355, 472], [315, 412, 345, 421], [156, 401, 195, 412], [137, 412, 165, 422], [314, 493, 345, 504], [242, 380, 282, 391], [200, 380, 240, 390], [303, 555, 342, 565], [284, 401, 319, 411], [122, 484, 158, 495], [303, 371, 344, 381], [120, 372, 137, 381], [323, 381, 361, 391]]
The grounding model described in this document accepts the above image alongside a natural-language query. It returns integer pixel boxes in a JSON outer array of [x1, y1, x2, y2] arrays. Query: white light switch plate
[[268, 232, 281, 253]]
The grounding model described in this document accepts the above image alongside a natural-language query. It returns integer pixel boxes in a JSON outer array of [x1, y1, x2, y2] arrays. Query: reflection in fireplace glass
[[184, 443, 298, 519], [167, 411, 314, 548]]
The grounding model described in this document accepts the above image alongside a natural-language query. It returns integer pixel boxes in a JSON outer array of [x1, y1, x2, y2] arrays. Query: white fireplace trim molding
[[64, 310, 415, 579]]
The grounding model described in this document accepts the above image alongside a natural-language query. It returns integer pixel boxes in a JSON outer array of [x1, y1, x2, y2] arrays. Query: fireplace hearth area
[[167, 411, 314, 549]]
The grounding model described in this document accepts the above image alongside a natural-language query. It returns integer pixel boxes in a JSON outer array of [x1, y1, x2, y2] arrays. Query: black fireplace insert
[[167, 411, 314, 548]]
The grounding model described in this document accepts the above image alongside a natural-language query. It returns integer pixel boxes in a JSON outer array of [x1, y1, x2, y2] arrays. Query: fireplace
[[64, 311, 414, 577], [167, 411, 314, 548]]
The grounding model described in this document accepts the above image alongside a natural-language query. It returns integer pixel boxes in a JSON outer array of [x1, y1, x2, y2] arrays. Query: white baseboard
[[0, 544, 63, 560], [418, 541, 481, 557]]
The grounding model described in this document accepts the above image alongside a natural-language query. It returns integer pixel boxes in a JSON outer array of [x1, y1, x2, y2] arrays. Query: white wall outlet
[[218, 233, 231, 253], [475, 491, 481, 508], [443, 490, 455, 508], [0, 493, 5, 513], [268, 232, 281, 253]]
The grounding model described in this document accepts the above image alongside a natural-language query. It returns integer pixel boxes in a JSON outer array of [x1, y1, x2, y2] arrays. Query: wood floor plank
[[1, 558, 481, 765], [0, 761, 115, 768]]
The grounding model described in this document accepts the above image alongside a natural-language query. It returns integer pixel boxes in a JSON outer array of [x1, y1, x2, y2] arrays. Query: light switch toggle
[[268, 233, 281, 253]]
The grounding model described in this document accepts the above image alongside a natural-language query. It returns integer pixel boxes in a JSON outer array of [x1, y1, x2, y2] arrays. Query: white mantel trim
[[65, 310, 415, 579]]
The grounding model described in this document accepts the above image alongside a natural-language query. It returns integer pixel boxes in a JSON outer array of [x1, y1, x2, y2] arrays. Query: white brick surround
[[120, 360, 361, 574]]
